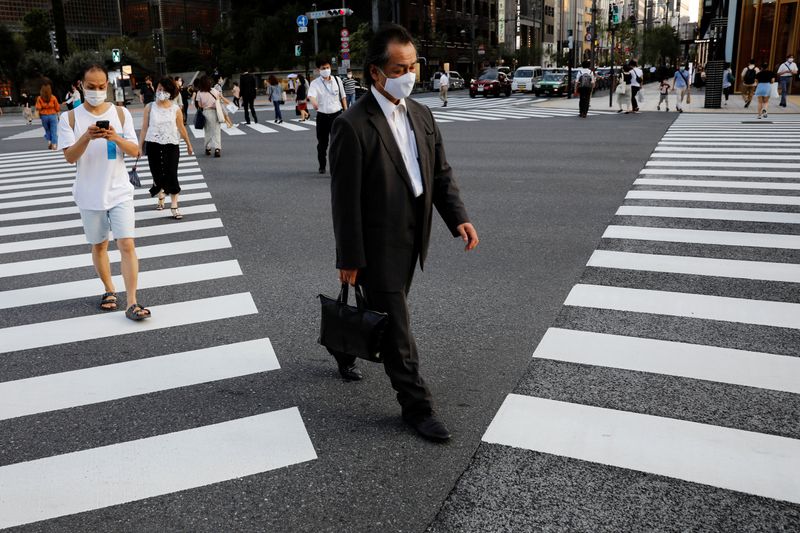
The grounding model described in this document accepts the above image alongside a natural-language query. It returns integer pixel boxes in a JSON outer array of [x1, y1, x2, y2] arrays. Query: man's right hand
[[338, 269, 359, 285]]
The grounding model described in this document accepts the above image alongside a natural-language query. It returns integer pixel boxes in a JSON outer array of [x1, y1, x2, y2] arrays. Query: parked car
[[469, 68, 512, 98], [533, 73, 569, 96], [432, 71, 465, 90], [511, 66, 543, 93]]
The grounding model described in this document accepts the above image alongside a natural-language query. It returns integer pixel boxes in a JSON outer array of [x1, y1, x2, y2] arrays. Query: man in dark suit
[[239, 68, 258, 124], [329, 25, 479, 442]]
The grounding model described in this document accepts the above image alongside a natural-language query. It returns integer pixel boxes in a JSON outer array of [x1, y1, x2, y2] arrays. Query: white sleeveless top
[[145, 103, 180, 145]]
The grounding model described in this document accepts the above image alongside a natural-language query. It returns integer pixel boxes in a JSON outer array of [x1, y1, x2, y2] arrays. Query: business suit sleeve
[[430, 109, 470, 236], [330, 117, 367, 269]]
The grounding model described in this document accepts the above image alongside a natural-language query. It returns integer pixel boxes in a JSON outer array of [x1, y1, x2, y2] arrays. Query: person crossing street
[[776, 55, 797, 107], [240, 68, 258, 124], [439, 69, 449, 107], [308, 59, 348, 174]]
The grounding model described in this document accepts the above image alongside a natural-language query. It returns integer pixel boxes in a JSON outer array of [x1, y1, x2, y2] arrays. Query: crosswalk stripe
[[0, 407, 317, 529], [564, 283, 800, 329], [603, 225, 800, 249], [441, 110, 504, 120], [190, 127, 204, 139], [0, 203, 217, 237], [533, 328, 800, 394], [272, 121, 309, 132], [659, 142, 800, 147], [0, 158, 196, 177], [587, 249, 800, 283], [625, 190, 800, 206], [633, 178, 800, 190], [0, 174, 204, 198], [431, 113, 478, 122], [655, 147, 792, 153], [0, 163, 200, 183], [0, 259, 242, 309], [616, 205, 800, 224], [0, 217, 223, 255], [0, 235, 231, 278], [0, 338, 278, 420], [651, 152, 789, 159], [640, 168, 800, 179], [0, 292, 258, 354], [482, 394, 800, 505], [646, 160, 797, 169], [246, 123, 278, 133], [221, 126, 246, 136], [0, 191, 213, 222]]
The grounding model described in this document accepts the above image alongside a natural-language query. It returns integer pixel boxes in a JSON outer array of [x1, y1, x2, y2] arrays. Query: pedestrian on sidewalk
[[308, 58, 348, 174], [673, 65, 690, 113], [343, 69, 358, 107], [741, 59, 759, 108], [776, 54, 797, 107], [629, 59, 643, 113], [178, 78, 190, 124], [20, 91, 33, 125], [755, 63, 776, 119], [138, 77, 194, 220], [296, 74, 310, 121], [232, 81, 240, 108], [239, 68, 258, 124], [722, 62, 734, 106], [267, 75, 284, 124], [35, 80, 60, 150], [616, 65, 632, 113], [657, 79, 670, 111], [194, 75, 223, 157], [58, 63, 150, 321], [329, 24, 479, 443], [439, 68, 449, 107], [140, 76, 155, 105], [575, 60, 594, 118]]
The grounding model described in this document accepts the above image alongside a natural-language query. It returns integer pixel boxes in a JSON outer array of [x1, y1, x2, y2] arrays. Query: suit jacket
[[329, 90, 469, 291], [239, 73, 257, 97]]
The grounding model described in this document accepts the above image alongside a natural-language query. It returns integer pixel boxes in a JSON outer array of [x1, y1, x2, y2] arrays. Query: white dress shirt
[[371, 86, 424, 198], [308, 76, 344, 114], [440, 73, 449, 88]]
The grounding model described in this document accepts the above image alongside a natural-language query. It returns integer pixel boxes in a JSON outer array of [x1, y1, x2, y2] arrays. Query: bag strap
[[70, 104, 125, 131]]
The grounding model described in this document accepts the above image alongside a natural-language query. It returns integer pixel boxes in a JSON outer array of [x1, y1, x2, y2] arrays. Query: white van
[[512, 66, 543, 93]]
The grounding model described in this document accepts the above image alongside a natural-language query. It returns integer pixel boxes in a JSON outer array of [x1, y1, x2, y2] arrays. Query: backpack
[[743, 67, 756, 85], [579, 72, 593, 88]]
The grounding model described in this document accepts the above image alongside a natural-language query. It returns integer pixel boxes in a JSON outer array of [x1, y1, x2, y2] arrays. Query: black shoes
[[337, 362, 363, 381], [318, 167, 326, 174], [403, 412, 451, 442]]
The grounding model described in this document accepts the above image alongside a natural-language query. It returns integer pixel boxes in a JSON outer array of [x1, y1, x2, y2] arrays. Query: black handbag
[[194, 108, 206, 129], [318, 283, 388, 363], [128, 155, 141, 187]]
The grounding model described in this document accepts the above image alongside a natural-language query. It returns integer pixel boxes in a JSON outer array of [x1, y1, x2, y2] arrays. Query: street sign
[[342, 59, 350, 69], [585, 33, 592, 41], [340, 28, 349, 38], [342, 52, 350, 60], [296, 15, 308, 27], [298, 26, 308, 33], [306, 8, 353, 20], [341, 42, 350, 50]]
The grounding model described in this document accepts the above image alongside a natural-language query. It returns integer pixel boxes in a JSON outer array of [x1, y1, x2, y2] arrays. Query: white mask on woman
[[156, 90, 171, 101], [84, 89, 107, 106]]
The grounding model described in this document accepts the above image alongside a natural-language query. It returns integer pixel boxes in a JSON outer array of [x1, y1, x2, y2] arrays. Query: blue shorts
[[754, 83, 771, 97], [79, 200, 136, 245]]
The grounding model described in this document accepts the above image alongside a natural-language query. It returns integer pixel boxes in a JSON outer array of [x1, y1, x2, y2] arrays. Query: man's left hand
[[457, 223, 479, 251]]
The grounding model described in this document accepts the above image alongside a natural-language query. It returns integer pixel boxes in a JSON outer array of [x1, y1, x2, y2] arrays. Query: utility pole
[[313, 3, 319, 56], [471, 0, 476, 79], [590, 0, 597, 69], [371, 0, 379, 31]]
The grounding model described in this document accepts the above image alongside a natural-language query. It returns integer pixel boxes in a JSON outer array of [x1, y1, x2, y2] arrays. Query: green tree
[[23, 9, 52, 53], [642, 25, 680, 66], [19, 50, 64, 92], [62, 50, 104, 83], [347, 22, 372, 66], [0, 25, 24, 83]]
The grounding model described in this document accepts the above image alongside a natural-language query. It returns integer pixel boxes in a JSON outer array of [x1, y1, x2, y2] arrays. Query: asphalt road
[[0, 95, 677, 532]]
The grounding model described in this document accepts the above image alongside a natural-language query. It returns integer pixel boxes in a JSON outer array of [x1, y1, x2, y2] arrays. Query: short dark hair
[[630, 59, 637, 66], [749, 58, 756, 64], [316, 56, 331, 68], [82, 63, 108, 81], [363, 24, 415, 87], [581, 60, 590, 69], [157, 77, 178, 99]]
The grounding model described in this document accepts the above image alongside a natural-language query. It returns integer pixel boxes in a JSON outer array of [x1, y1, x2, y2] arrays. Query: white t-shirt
[[308, 76, 344, 114], [440, 73, 449, 88], [630, 67, 643, 87], [58, 104, 137, 211]]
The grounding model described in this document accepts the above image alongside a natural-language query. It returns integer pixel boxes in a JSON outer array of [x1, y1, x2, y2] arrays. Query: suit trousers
[[242, 95, 257, 123], [578, 87, 592, 116], [631, 86, 640, 111], [316, 111, 341, 170]]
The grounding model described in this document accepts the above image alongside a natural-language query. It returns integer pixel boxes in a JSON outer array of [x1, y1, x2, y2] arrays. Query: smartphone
[[95, 120, 110, 130]]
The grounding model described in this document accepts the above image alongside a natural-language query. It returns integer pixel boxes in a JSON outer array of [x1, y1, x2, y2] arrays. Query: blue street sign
[[296, 15, 308, 27]]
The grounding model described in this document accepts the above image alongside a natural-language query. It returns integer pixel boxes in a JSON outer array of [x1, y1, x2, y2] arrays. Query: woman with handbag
[[754, 63, 776, 119], [615, 65, 632, 113], [138, 77, 194, 220], [267, 75, 284, 124], [35, 80, 61, 150], [296, 74, 310, 121], [194, 75, 223, 157]]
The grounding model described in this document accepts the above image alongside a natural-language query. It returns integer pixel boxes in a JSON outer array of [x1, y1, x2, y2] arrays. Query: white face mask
[[378, 68, 416, 101], [789, 58, 795, 64], [347, 73, 353, 78], [84, 89, 106, 106], [156, 90, 170, 101], [319, 68, 331, 78]]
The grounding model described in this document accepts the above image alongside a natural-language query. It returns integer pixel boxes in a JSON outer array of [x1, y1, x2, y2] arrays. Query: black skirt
[[145, 141, 181, 196]]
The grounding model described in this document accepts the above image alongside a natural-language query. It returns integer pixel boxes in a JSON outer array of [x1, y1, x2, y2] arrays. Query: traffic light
[[112, 48, 121, 63], [610, 4, 621, 25], [326, 8, 353, 16], [295, 43, 302, 57]]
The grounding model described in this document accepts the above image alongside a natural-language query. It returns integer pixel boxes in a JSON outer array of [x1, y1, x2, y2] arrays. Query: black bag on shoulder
[[318, 283, 388, 363], [194, 107, 206, 129]]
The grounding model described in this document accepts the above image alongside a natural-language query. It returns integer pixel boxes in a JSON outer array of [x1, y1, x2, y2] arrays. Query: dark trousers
[[242, 95, 257, 123], [631, 86, 640, 111], [273, 100, 282, 120], [316, 111, 341, 170], [578, 87, 592, 116], [145, 142, 181, 196]]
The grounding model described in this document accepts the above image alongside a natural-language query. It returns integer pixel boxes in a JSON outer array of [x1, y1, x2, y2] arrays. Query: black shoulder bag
[[318, 283, 388, 363]]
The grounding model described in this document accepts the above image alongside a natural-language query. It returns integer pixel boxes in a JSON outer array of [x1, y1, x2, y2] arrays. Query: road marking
[[0, 338, 278, 420], [640, 168, 800, 179], [431, 113, 478, 122], [291, 119, 317, 126], [0, 192, 213, 222], [246, 123, 278, 133], [0, 172, 203, 192], [651, 152, 795, 159], [272, 121, 309, 132], [190, 127, 204, 139], [482, 394, 800, 505], [616, 205, 800, 224], [0, 407, 317, 529], [0, 174, 204, 198], [0, 161, 200, 180], [0, 165, 200, 186], [564, 283, 800, 329], [440, 110, 504, 120], [603, 225, 800, 249], [646, 160, 797, 169], [588, 249, 800, 283], [633, 178, 800, 190], [625, 190, 800, 206], [655, 147, 794, 153], [221, 126, 246, 136], [0, 292, 258, 354], [0, 235, 231, 278], [0, 259, 242, 309]]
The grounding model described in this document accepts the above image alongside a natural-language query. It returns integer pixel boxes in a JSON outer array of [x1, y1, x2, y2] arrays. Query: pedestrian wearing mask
[[138, 77, 194, 219], [629, 59, 643, 113], [329, 25, 479, 443], [673, 65, 690, 112], [343, 69, 358, 107], [140, 76, 155, 105], [57, 63, 149, 321], [776, 55, 797, 107], [741, 59, 759, 108], [194, 75, 223, 157], [616, 65, 632, 113], [35, 80, 60, 150], [296, 74, 310, 121], [308, 59, 348, 174], [267, 75, 284, 124]]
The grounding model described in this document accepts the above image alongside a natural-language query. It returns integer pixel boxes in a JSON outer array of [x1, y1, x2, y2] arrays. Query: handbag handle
[[338, 283, 369, 309], [131, 154, 140, 171]]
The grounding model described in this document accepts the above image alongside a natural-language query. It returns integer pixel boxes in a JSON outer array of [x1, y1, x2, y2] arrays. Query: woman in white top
[[194, 75, 231, 157], [139, 77, 194, 219]]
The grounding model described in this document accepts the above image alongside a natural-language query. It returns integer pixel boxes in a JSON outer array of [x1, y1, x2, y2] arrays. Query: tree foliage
[[0, 25, 24, 81], [23, 9, 52, 53], [642, 25, 680, 66]]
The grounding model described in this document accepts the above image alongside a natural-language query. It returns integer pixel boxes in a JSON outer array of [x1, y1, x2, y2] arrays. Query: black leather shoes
[[403, 412, 451, 442], [318, 167, 326, 174], [337, 362, 362, 381]]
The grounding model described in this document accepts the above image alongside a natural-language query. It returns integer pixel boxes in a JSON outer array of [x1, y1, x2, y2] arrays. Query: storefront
[[736, 0, 800, 92]]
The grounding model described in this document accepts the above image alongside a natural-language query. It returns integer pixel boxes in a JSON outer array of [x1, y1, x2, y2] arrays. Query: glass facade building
[[736, 0, 799, 93]]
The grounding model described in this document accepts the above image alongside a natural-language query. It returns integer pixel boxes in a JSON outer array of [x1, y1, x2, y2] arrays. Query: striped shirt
[[342, 76, 357, 95]]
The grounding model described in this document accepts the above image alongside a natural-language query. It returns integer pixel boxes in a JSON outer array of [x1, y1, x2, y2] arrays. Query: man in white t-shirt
[[776, 54, 798, 107], [308, 59, 348, 174], [439, 69, 449, 107], [629, 59, 643, 113], [59, 64, 150, 321]]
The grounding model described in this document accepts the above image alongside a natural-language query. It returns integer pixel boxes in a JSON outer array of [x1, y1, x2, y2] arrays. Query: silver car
[[432, 71, 465, 90]]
